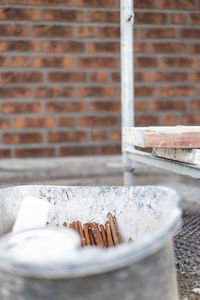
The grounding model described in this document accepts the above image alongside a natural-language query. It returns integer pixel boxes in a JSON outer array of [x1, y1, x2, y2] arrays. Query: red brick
[[47, 72, 86, 83], [59, 146, 98, 156], [135, 12, 167, 24], [110, 130, 121, 141], [76, 26, 96, 38], [88, 11, 120, 23], [135, 100, 148, 111], [79, 87, 116, 97], [35, 87, 74, 98], [90, 71, 108, 83], [190, 72, 200, 82], [151, 72, 187, 82], [76, 0, 114, 7], [190, 13, 200, 25], [0, 119, 10, 129], [3, 133, 44, 144], [79, 116, 118, 127], [47, 102, 86, 113], [151, 100, 187, 111], [160, 57, 197, 68], [135, 115, 159, 126], [160, 86, 196, 97], [191, 100, 200, 110], [0, 7, 40, 21], [58, 117, 75, 127], [91, 130, 107, 141], [182, 115, 200, 125], [0, 87, 31, 98], [0, 41, 8, 52], [160, 0, 196, 9], [10, 56, 31, 68], [2, 71, 43, 84], [134, 0, 156, 8], [2, 102, 43, 114], [43, 9, 83, 22], [171, 13, 187, 24], [140, 28, 176, 39], [99, 26, 120, 38], [150, 43, 186, 53], [135, 57, 157, 68], [0, 56, 7, 67], [135, 72, 148, 82], [33, 25, 73, 37], [31, 0, 72, 5], [0, 40, 41, 52], [134, 42, 146, 53], [190, 44, 200, 54], [33, 56, 74, 68], [161, 115, 179, 126], [78, 57, 117, 68], [48, 131, 87, 143], [135, 87, 156, 97], [15, 148, 55, 158], [180, 29, 200, 39], [111, 72, 120, 82], [88, 42, 120, 53], [44, 41, 84, 53], [101, 145, 121, 155], [89, 101, 120, 112], [0, 24, 29, 36], [0, 149, 11, 158], [14, 117, 55, 129], [9, 0, 28, 3]]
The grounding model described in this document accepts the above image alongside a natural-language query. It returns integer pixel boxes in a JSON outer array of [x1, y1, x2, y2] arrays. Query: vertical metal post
[[120, 0, 134, 186]]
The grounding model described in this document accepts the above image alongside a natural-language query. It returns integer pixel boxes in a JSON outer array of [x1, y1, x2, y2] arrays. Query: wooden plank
[[123, 126, 200, 148], [153, 148, 200, 165]]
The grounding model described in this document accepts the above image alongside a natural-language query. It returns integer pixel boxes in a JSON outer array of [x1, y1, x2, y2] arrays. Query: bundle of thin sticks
[[62, 212, 132, 248]]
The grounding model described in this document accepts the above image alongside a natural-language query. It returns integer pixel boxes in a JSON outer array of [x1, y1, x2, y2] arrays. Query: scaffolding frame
[[120, 0, 200, 185]]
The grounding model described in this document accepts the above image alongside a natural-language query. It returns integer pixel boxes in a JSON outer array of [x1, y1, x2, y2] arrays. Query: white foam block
[[153, 148, 200, 165], [12, 196, 50, 233]]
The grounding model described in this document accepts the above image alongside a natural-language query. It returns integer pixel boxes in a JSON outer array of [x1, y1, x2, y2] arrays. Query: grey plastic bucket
[[0, 185, 181, 300]]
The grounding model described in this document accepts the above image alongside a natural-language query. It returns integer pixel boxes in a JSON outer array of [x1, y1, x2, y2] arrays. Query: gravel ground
[[170, 183, 200, 300]]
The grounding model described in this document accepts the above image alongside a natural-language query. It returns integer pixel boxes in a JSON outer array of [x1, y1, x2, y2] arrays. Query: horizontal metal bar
[[125, 148, 200, 179]]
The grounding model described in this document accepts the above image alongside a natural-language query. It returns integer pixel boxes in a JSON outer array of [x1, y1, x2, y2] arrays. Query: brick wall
[[0, 0, 199, 158]]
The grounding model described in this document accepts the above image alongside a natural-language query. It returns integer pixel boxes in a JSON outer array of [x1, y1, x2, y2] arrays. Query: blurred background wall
[[0, 0, 198, 158]]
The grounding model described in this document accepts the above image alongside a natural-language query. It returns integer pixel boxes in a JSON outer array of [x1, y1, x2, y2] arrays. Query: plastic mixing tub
[[0, 185, 181, 300]]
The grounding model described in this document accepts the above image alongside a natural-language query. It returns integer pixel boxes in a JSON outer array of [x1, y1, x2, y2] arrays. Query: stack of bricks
[[0, 0, 199, 158]]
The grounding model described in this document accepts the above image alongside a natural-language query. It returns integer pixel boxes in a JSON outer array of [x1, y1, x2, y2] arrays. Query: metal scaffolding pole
[[120, 0, 134, 186], [120, 2, 200, 183]]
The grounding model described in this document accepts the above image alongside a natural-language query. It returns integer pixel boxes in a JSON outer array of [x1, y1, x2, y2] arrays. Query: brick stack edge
[[0, 0, 199, 158]]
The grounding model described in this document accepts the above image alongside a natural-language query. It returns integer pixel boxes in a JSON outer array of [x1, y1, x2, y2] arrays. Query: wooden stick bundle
[[105, 221, 114, 247], [90, 222, 105, 248], [78, 221, 87, 247], [100, 224, 108, 247], [88, 226, 96, 245], [60, 212, 132, 248], [83, 223, 90, 246]]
